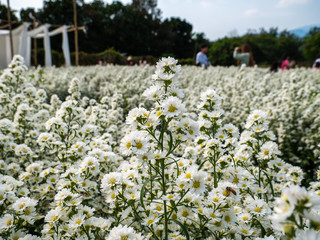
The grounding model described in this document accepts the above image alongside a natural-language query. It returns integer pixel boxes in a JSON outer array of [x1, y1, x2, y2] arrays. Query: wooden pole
[[6, 0, 14, 59], [73, 0, 79, 66], [33, 17, 38, 66], [0, 21, 16, 29]]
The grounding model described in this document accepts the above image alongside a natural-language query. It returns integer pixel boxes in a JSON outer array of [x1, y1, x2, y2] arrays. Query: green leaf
[[170, 219, 190, 240], [168, 131, 173, 151], [170, 200, 178, 212], [140, 179, 150, 214]]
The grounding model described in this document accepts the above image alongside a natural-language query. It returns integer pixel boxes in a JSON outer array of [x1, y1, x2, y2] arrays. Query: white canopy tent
[[0, 22, 30, 68], [0, 23, 71, 68]]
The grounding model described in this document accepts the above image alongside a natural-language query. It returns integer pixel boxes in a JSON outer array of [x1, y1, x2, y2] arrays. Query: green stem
[[258, 161, 261, 188], [161, 159, 168, 240], [213, 153, 218, 188], [149, 164, 153, 201]]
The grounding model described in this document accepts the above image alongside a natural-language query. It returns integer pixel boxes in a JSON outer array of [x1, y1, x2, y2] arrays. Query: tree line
[[0, 0, 319, 66]]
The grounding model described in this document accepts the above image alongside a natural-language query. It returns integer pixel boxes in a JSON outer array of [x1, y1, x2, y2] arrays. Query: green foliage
[[36, 49, 65, 67], [0, 4, 19, 28], [3, 0, 318, 66], [178, 58, 194, 65], [33, 48, 158, 66], [34, 48, 124, 66], [19, 8, 37, 22], [303, 27, 320, 61], [208, 28, 304, 66], [163, 17, 195, 58], [131, 0, 160, 17], [208, 37, 242, 66], [26, 0, 195, 60]]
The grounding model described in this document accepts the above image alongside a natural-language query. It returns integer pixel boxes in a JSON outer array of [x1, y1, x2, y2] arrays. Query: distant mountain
[[289, 24, 320, 38]]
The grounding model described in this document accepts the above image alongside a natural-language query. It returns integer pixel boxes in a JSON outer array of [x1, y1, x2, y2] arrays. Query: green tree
[[131, 0, 161, 17], [163, 17, 195, 58], [208, 37, 242, 66], [209, 28, 304, 66], [303, 27, 320, 61], [0, 4, 19, 28], [20, 8, 37, 22], [242, 28, 279, 64], [35, 0, 86, 52], [17, 0, 204, 60], [277, 30, 303, 62]]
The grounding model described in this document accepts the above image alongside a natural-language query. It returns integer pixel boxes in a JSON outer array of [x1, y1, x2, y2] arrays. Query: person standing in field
[[196, 43, 211, 68], [270, 60, 280, 72], [280, 53, 295, 71], [233, 43, 255, 67], [312, 58, 320, 69], [280, 54, 290, 70], [312, 61, 320, 71]]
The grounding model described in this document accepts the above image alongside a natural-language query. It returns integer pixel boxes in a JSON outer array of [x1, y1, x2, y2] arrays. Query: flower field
[[0, 56, 320, 239], [31, 61, 320, 179]]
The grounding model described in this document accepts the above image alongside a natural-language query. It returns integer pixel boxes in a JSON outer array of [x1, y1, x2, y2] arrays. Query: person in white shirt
[[196, 44, 211, 68], [312, 58, 320, 69]]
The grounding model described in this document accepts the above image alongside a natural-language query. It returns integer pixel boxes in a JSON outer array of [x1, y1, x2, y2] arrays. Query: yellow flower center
[[193, 181, 201, 189], [108, 178, 116, 185], [241, 229, 249, 234], [136, 142, 143, 149], [185, 173, 191, 179], [212, 197, 219, 202], [168, 105, 177, 113], [182, 211, 189, 217], [242, 216, 249, 221], [254, 207, 262, 213], [5, 218, 12, 226], [233, 178, 239, 184], [223, 190, 230, 197], [18, 203, 25, 209], [75, 219, 82, 225], [214, 221, 221, 227]]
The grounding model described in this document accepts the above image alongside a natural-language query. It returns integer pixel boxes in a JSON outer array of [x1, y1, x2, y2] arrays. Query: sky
[[6, 0, 320, 40]]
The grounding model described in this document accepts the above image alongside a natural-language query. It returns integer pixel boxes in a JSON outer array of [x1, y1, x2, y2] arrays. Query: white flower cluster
[[0, 55, 319, 240], [28, 63, 320, 179], [0, 56, 126, 239], [270, 185, 320, 239]]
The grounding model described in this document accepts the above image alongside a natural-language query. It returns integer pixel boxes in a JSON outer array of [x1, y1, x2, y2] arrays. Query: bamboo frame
[[73, 0, 79, 66], [0, 21, 16, 29], [6, 0, 14, 58], [33, 17, 38, 66]]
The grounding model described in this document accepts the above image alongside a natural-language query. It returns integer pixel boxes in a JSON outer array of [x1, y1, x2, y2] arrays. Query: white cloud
[[10, 0, 43, 10], [244, 9, 259, 16], [85, 0, 131, 4], [276, 0, 311, 8], [200, 1, 213, 8]]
